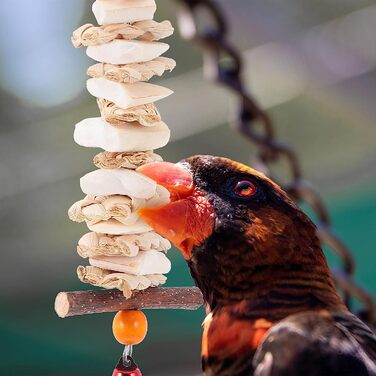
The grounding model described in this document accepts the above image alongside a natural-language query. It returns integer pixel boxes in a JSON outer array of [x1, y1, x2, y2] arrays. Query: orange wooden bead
[[112, 310, 148, 345]]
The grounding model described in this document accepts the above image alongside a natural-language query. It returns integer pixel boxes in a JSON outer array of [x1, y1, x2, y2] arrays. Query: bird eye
[[234, 180, 256, 197]]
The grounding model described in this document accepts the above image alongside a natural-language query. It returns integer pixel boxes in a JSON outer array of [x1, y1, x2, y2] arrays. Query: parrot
[[137, 155, 376, 376]]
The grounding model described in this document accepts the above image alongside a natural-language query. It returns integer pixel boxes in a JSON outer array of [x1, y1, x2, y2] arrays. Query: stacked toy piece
[[69, 0, 175, 298]]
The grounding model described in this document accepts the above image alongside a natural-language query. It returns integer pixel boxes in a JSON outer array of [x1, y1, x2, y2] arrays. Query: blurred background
[[0, 0, 375, 375]]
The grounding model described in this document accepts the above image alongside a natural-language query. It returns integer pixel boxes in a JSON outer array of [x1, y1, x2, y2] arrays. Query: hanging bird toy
[[67, 0, 179, 372]]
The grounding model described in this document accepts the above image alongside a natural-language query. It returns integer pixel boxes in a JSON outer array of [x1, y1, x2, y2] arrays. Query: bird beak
[[137, 162, 214, 259]]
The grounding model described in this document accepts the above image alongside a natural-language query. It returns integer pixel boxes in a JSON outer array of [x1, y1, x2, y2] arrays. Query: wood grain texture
[[55, 287, 204, 318]]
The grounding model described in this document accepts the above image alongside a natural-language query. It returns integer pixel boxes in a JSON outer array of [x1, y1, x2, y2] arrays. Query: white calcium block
[[88, 219, 152, 235], [93, 0, 156, 25], [87, 78, 173, 109], [74, 117, 170, 152], [87, 40, 169, 65], [80, 169, 157, 198], [90, 250, 171, 275]]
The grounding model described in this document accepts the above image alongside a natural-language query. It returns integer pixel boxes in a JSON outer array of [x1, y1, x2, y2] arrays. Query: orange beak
[[137, 162, 215, 259]]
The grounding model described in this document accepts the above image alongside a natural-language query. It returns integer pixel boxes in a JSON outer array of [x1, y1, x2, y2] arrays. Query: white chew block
[[87, 78, 173, 109], [74, 117, 170, 152], [88, 219, 152, 235], [93, 0, 156, 25], [87, 40, 169, 65], [80, 169, 157, 198], [89, 250, 171, 276]]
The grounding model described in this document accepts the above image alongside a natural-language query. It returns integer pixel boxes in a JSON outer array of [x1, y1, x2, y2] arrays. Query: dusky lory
[[138, 155, 376, 376]]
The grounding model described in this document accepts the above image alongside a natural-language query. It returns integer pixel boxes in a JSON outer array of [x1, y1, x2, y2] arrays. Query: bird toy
[[69, 0, 176, 372]]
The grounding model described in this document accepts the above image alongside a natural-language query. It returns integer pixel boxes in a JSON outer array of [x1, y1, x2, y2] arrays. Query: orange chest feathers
[[202, 309, 273, 359]]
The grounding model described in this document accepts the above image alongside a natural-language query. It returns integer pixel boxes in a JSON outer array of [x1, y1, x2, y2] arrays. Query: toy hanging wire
[[122, 345, 133, 367]]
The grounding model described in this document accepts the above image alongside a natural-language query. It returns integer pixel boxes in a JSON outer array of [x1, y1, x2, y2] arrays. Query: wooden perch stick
[[55, 287, 204, 318]]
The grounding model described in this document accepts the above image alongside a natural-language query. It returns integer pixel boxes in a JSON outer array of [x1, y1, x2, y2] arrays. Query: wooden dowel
[[55, 287, 204, 318]]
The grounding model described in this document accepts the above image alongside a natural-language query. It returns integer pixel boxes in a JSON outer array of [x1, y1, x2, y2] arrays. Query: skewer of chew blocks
[[56, 0, 203, 318]]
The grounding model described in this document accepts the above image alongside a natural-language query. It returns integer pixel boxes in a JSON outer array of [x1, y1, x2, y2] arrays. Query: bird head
[[138, 156, 337, 310]]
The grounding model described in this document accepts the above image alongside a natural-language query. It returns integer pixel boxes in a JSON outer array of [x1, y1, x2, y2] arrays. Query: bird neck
[[190, 238, 346, 321], [235, 264, 345, 321], [200, 262, 345, 321]]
